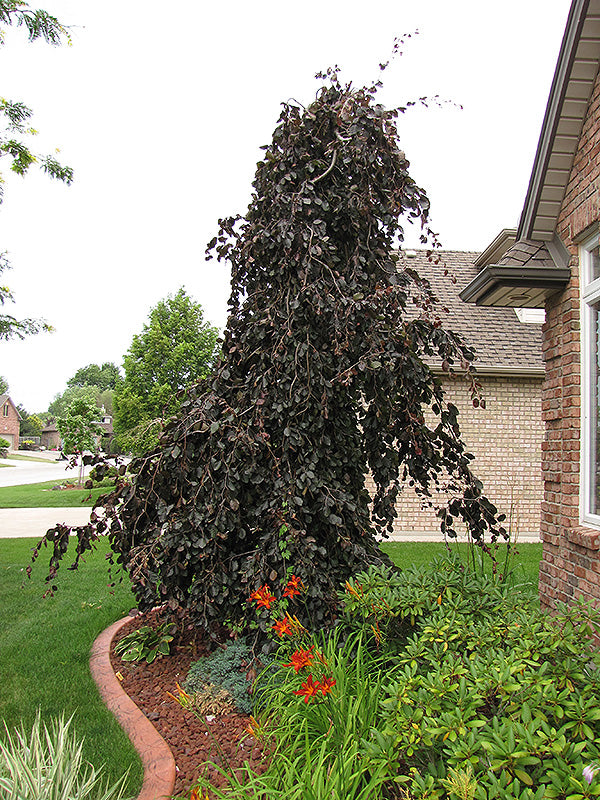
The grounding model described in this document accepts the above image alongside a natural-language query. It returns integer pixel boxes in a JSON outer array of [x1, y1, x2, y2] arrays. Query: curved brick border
[[90, 616, 176, 800]]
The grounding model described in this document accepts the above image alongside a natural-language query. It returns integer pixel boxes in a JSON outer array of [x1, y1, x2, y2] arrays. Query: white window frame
[[580, 230, 600, 529]]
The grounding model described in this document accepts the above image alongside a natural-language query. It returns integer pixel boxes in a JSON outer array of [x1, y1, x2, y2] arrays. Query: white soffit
[[519, 0, 600, 242]]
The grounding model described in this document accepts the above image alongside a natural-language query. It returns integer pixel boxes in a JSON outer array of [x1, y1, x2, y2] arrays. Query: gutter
[[517, 0, 590, 240]]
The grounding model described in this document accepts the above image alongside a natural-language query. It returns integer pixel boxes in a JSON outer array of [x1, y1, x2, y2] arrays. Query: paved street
[[0, 450, 90, 488]]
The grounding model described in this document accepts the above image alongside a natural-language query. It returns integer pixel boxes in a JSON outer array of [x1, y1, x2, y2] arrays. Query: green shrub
[[339, 557, 518, 653], [190, 559, 600, 800], [0, 712, 129, 800], [89, 464, 119, 483], [185, 639, 272, 715]]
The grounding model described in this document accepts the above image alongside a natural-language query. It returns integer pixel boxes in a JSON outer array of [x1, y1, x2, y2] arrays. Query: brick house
[[460, 0, 600, 612], [376, 250, 544, 539], [0, 394, 22, 451]]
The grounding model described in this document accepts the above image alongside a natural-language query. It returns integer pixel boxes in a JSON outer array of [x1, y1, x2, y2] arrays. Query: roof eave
[[459, 264, 571, 307], [431, 363, 545, 378], [474, 229, 517, 268], [518, 0, 599, 241]]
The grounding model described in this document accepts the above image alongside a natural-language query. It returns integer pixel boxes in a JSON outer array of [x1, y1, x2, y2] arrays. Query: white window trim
[[580, 231, 600, 529]]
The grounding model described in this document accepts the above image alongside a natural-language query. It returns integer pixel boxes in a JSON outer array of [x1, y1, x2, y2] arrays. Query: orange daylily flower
[[283, 574, 304, 599], [283, 646, 314, 672], [293, 674, 321, 703], [272, 617, 293, 637], [248, 584, 276, 609], [318, 675, 336, 696], [344, 580, 363, 598]]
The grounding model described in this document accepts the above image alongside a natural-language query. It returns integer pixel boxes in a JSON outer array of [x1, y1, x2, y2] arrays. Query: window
[[580, 232, 600, 528], [2, 404, 8, 417]]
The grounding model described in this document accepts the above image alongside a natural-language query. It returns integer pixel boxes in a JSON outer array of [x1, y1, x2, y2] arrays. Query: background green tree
[[49, 362, 123, 418], [0, 1, 72, 341], [0, 375, 8, 394], [113, 287, 219, 454], [48, 385, 100, 419], [66, 362, 122, 392], [18, 409, 42, 437], [57, 397, 102, 485]]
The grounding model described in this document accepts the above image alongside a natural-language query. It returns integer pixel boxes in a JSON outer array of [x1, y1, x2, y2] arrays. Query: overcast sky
[[1, 0, 572, 412]]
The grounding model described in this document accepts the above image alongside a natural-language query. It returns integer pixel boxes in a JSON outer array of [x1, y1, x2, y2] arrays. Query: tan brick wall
[[538, 68, 600, 614], [368, 374, 543, 539]]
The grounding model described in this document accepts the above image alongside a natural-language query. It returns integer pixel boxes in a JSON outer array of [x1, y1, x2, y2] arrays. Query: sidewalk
[[0, 507, 541, 542], [0, 507, 93, 538]]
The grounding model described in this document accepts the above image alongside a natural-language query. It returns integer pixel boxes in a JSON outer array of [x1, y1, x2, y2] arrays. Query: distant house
[[375, 250, 544, 539], [0, 395, 22, 451], [460, 0, 600, 613], [41, 421, 61, 450], [97, 412, 114, 452]]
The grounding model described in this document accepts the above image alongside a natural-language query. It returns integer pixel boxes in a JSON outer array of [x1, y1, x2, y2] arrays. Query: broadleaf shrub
[[191, 559, 600, 800]]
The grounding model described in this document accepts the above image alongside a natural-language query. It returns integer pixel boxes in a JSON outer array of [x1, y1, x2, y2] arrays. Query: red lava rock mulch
[[109, 610, 269, 798]]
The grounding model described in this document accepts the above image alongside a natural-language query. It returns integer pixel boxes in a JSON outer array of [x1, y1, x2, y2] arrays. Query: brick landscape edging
[[90, 616, 176, 800]]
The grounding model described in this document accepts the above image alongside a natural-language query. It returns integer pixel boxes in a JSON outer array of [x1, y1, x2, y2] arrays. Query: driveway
[[0, 453, 540, 543]]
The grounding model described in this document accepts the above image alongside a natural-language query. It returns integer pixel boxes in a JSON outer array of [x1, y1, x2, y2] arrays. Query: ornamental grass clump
[[0, 713, 129, 800], [184, 639, 269, 715]]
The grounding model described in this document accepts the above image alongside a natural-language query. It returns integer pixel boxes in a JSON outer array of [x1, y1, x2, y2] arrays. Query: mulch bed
[[109, 610, 269, 798]]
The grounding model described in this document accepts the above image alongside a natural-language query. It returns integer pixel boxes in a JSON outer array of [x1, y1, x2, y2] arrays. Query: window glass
[[590, 303, 600, 515], [591, 245, 600, 282], [581, 235, 600, 527]]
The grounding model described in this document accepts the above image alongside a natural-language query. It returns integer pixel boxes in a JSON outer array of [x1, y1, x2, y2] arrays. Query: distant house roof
[[400, 250, 544, 374], [0, 395, 23, 419]]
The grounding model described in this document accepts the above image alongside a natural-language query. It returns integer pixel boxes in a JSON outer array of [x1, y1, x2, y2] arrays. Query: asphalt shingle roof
[[398, 250, 543, 372], [498, 240, 556, 268]]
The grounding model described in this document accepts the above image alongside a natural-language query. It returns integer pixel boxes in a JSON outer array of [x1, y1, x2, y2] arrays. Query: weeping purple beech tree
[[38, 68, 505, 637]]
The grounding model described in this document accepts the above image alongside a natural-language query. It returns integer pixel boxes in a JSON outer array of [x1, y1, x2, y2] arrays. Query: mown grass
[[0, 479, 109, 507], [7, 453, 57, 463], [0, 536, 142, 794], [380, 540, 541, 594]]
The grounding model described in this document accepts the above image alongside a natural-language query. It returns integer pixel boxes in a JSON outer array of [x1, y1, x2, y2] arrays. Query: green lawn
[[0, 480, 109, 508], [0, 536, 143, 794], [381, 540, 541, 594], [7, 453, 58, 463]]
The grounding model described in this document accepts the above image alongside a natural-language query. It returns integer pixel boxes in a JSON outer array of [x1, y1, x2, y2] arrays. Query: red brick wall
[[538, 68, 600, 613], [367, 373, 543, 540], [0, 399, 20, 451]]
